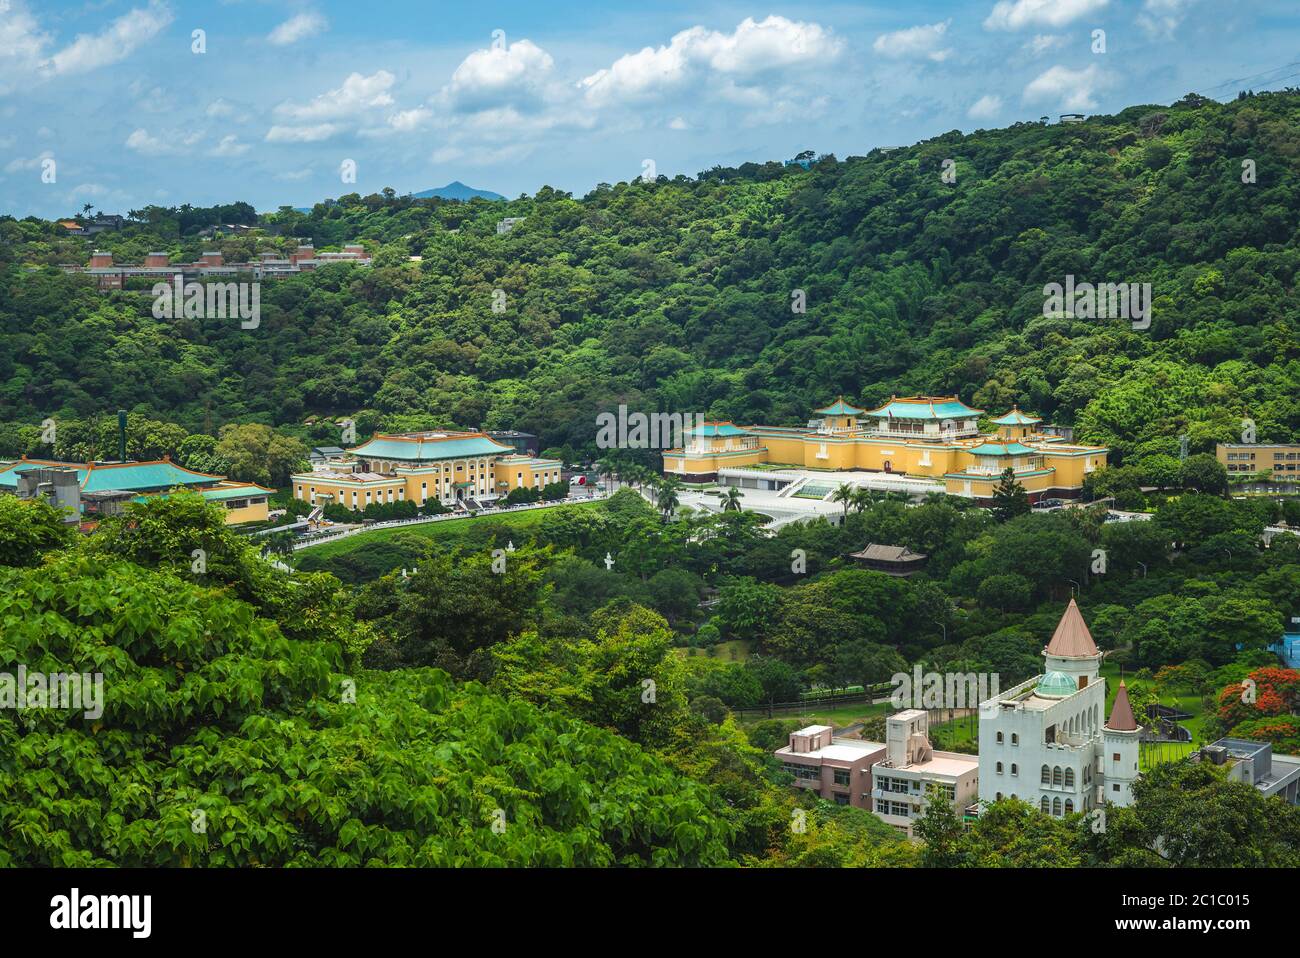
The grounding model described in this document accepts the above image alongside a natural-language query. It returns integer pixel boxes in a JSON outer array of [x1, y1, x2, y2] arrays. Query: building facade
[[663, 396, 1107, 503], [977, 599, 1139, 817], [291, 431, 562, 510], [65, 245, 371, 292], [775, 725, 884, 809], [0, 457, 272, 526], [870, 710, 980, 838], [1217, 442, 1300, 479]]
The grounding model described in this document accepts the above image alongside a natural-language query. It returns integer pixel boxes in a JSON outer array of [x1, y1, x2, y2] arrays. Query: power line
[[1195, 58, 1300, 96]]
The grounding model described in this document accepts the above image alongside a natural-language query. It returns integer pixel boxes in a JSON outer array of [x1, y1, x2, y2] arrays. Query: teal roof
[[199, 485, 273, 501], [813, 398, 865, 416], [134, 485, 271, 504], [864, 398, 984, 420], [685, 422, 751, 438], [968, 442, 1038, 456], [992, 408, 1042, 426], [350, 434, 513, 461], [1036, 671, 1078, 699], [0, 459, 219, 493]]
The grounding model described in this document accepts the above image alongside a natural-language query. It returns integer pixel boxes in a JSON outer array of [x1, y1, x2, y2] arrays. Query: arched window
[[1041, 797, 1050, 813], [1052, 797, 1062, 817], [996, 732, 1003, 744], [1052, 766, 1063, 786], [996, 792, 1003, 801], [1040, 765, 1050, 784], [1064, 768, 1075, 788], [1064, 799, 1074, 815], [1011, 733, 1019, 745], [996, 762, 1003, 773], [1011, 764, 1018, 776]]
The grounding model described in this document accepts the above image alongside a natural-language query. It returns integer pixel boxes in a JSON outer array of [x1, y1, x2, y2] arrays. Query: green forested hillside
[[2, 90, 1299, 460]]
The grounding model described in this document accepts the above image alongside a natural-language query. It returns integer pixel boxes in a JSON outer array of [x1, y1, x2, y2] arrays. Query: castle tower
[[1103, 681, 1141, 807], [1043, 598, 1102, 688]]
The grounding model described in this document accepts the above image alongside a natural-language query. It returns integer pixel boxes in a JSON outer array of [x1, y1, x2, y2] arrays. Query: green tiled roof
[[685, 422, 751, 438], [0, 459, 218, 493], [199, 485, 273, 501], [812, 398, 865, 416], [350, 435, 513, 461], [864, 398, 984, 420], [82, 461, 218, 493], [968, 442, 1038, 456], [991, 408, 1042, 426]]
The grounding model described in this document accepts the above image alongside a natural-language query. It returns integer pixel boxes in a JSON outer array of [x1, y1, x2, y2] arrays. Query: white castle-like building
[[978, 599, 1141, 816]]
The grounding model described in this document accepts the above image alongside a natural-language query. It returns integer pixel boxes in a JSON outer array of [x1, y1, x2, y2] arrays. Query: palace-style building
[[291, 431, 562, 511], [661, 396, 1108, 503]]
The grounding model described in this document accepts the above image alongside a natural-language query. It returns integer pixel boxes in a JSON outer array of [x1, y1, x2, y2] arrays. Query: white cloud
[[385, 107, 432, 132], [205, 97, 248, 121], [968, 94, 1003, 119], [41, 0, 173, 76], [1139, 0, 1196, 38], [268, 11, 327, 46], [265, 122, 339, 143], [579, 16, 841, 106], [212, 134, 250, 157], [985, 0, 1108, 31], [275, 167, 314, 181], [873, 21, 953, 62], [125, 127, 199, 155], [669, 116, 689, 130], [443, 39, 557, 113], [268, 70, 394, 140], [1022, 63, 1108, 110], [275, 70, 394, 120], [1026, 33, 1067, 55], [3, 149, 53, 174]]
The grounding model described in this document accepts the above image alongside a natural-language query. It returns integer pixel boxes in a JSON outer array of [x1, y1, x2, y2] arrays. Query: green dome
[[1036, 670, 1077, 698]]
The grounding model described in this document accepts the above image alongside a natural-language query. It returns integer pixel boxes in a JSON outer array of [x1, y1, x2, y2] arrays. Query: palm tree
[[594, 458, 615, 494], [721, 486, 744, 512], [656, 475, 682, 521], [850, 486, 874, 514], [831, 484, 854, 518]]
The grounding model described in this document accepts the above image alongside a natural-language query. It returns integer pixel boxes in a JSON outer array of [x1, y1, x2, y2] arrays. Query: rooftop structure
[[1195, 738, 1300, 805], [847, 543, 928, 576]]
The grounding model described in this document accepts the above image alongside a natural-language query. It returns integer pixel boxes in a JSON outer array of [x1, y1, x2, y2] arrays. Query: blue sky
[[0, 0, 1296, 218]]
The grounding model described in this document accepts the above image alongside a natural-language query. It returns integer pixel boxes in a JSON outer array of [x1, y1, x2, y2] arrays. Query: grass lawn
[[929, 711, 981, 750], [922, 662, 1210, 768], [736, 699, 890, 731], [682, 639, 752, 662], [299, 499, 605, 560], [1100, 660, 1207, 769]]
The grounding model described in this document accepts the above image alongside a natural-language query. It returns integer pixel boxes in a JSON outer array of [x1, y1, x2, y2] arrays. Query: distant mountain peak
[[411, 182, 504, 202]]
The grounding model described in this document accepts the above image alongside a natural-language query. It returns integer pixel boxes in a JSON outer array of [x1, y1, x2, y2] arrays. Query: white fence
[[291, 492, 609, 551]]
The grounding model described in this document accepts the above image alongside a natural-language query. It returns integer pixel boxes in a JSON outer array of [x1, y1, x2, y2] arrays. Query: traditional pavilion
[[661, 395, 1107, 503]]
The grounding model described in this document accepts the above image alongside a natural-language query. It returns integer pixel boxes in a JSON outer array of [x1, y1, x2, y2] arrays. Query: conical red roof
[[1045, 598, 1099, 658], [1106, 681, 1139, 731]]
